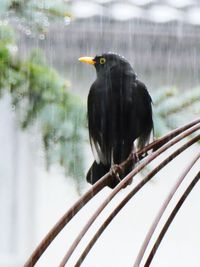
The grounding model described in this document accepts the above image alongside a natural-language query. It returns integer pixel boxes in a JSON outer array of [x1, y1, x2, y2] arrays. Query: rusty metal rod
[[59, 123, 200, 266], [24, 174, 108, 267], [144, 170, 200, 267], [133, 151, 200, 267], [24, 118, 200, 267], [74, 134, 200, 267], [23, 146, 154, 267]]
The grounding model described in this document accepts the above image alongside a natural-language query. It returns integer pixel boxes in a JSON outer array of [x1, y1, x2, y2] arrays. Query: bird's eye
[[100, 57, 106, 64]]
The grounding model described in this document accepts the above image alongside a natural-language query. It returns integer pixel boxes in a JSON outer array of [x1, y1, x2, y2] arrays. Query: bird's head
[[79, 52, 136, 78]]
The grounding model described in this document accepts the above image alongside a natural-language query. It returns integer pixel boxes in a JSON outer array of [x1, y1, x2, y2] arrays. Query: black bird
[[79, 53, 153, 188]]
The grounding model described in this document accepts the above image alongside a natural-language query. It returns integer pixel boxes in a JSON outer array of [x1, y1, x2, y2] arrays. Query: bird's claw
[[110, 164, 122, 182], [132, 151, 140, 163]]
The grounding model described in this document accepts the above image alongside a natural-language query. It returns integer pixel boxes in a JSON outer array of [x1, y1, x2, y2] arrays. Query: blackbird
[[79, 52, 153, 188]]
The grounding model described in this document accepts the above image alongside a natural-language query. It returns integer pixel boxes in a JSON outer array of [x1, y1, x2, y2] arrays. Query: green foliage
[[0, 25, 86, 181], [0, 26, 17, 93], [0, 0, 71, 37], [0, 24, 15, 43], [153, 87, 200, 137]]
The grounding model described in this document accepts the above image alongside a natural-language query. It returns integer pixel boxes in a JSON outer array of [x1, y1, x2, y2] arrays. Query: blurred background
[[0, 0, 200, 266]]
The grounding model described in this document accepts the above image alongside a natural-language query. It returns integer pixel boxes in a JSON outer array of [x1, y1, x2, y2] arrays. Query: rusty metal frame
[[72, 133, 200, 267], [24, 118, 200, 267], [64, 126, 200, 267], [144, 170, 200, 267], [134, 151, 200, 267]]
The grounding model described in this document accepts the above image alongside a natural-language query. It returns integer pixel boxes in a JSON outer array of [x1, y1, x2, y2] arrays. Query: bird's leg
[[131, 144, 140, 164], [109, 164, 123, 182], [132, 150, 139, 163]]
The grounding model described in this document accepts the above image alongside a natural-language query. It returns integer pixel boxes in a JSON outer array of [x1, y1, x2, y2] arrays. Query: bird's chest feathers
[[94, 76, 132, 127], [97, 71, 130, 99]]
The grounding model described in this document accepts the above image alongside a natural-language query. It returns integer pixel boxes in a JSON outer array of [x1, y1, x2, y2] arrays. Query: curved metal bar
[[144, 170, 200, 267], [149, 118, 200, 152], [24, 174, 108, 267], [59, 123, 200, 267], [74, 135, 200, 267], [23, 140, 162, 267], [24, 118, 200, 267], [133, 151, 200, 267]]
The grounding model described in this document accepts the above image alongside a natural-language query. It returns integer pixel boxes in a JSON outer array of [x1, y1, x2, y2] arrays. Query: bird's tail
[[86, 161, 134, 189], [86, 161, 110, 185]]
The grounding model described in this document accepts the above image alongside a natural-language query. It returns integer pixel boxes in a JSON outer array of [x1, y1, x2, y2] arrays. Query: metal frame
[[24, 118, 200, 267]]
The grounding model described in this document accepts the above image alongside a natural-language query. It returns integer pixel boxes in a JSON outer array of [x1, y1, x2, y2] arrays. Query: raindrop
[[39, 34, 45, 40], [25, 29, 31, 35], [7, 44, 18, 54], [11, 105, 16, 111]]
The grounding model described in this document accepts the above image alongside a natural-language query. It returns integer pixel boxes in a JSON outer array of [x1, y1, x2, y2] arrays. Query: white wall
[[0, 94, 84, 267]]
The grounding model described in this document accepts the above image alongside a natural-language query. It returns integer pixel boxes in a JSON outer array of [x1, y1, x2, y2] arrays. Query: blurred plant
[[153, 87, 200, 137], [0, 0, 71, 38], [0, 24, 86, 183]]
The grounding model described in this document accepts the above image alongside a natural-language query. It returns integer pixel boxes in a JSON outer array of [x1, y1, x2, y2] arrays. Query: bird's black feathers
[[84, 53, 153, 188]]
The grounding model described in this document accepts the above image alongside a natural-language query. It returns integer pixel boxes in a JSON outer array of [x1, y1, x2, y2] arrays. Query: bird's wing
[[132, 80, 154, 150], [90, 137, 103, 164], [87, 83, 108, 165]]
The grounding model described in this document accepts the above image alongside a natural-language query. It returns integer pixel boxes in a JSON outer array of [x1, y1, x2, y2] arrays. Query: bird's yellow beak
[[78, 57, 95, 65]]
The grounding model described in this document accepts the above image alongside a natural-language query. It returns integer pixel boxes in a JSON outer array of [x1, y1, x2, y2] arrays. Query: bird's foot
[[109, 164, 123, 182], [131, 150, 140, 164]]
